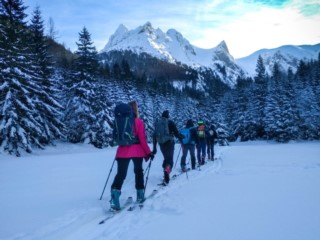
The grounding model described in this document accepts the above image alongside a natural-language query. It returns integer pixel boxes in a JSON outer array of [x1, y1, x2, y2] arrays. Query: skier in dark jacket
[[153, 110, 183, 185], [180, 119, 199, 170], [196, 120, 207, 165], [206, 124, 218, 160]]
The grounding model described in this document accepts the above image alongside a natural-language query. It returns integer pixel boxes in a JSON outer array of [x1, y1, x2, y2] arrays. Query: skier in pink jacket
[[110, 100, 154, 210]]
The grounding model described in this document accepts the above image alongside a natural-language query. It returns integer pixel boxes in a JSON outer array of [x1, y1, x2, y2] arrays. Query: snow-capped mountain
[[100, 22, 245, 86], [100, 22, 319, 86], [236, 44, 320, 76]]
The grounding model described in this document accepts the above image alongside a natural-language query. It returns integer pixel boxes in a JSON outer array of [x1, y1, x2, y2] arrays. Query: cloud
[[298, 3, 320, 16], [191, 5, 320, 57], [247, 0, 290, 8], [24, 0, 320, 57]]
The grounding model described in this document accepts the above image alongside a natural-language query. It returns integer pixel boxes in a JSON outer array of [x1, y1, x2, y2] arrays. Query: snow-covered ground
[[1, 141, 320, 240]]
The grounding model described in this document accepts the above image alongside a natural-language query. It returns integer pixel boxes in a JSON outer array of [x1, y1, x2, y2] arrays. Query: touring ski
[[98, 196, 133, 224], [172, 168, 190, 179], [127, 189, 158, 211], [157, 168, 190, 186]]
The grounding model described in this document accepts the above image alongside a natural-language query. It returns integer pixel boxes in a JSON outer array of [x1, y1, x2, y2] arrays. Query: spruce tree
[[64, 26, 109, 147], [264, 63, 285, 141], [0, 0, 44, 156], [232, 78, 252, 141], [252, 55, 268, 138], [28, 6, 65, 144]]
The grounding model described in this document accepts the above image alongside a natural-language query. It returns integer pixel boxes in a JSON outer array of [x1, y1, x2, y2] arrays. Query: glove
[[152, 148, 157, 155], [144, 152, 155, 162], [109, 140, 115, 147]]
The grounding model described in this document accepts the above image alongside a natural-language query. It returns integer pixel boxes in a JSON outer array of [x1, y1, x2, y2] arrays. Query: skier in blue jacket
[[180, 119, 199, 171]]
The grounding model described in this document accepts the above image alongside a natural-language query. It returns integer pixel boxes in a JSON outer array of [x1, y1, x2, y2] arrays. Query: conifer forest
[[1, 0, 319, 156]]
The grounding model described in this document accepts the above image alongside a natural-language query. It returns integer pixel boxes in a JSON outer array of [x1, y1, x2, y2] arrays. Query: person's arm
[[192, 127, 199, 145], [169, 120, 183, 141], [136, 118, 151, 156], [152, 131, 157, 154]]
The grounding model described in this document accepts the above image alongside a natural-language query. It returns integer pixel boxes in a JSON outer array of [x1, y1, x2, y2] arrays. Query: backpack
[[112, 103, 139, 146], [180, 127, 195, 144], [209, 129, 217, 138], [198, 125, 206, 138], [154, 117, 173, 144]]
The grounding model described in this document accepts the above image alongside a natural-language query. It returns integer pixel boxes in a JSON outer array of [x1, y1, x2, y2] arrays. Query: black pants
[[111, 158, 144, 191], [197, 140, 206, 164], [180, 144, 196, 169], [160, 140, 175, 169], [207, 143, 215, 158]]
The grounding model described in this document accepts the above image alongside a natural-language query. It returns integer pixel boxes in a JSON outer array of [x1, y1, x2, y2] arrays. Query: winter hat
[[186, 119, 194, 128], [162, 110, 169, 118], [197, 120, 204, 125]]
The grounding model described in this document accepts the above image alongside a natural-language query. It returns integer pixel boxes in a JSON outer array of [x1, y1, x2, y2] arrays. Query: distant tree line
[[1, 0, 319, 156], [216, 55, 320, 142]]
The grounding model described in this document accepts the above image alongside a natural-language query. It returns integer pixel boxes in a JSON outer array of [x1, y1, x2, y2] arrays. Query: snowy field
[[0, 141, 320, 240]]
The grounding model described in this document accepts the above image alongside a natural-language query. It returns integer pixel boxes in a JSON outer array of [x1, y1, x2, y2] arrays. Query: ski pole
[[186, 156, 190, 166], [144, 161, 151, 176], [99, 158, 116, 200], [185, 167, 189, 180], [197, 145, 201, 171], [144, 159, 152, 193], [186, 157, 190, 179], [173, 144, 182, 169]]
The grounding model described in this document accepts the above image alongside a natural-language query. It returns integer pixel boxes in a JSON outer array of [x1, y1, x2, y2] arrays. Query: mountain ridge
[[100, 22, 320, 86], [236, 43, 320, 76]]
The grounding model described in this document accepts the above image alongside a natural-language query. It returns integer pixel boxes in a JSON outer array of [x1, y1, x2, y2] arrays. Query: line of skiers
[[109, 101, 218, 211]]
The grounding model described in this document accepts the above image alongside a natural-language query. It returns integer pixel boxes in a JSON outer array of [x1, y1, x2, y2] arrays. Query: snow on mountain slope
[[101, 22, 245, 85], [102, 22, 217, 67], [101, 22, 319, 81], [236, 44, 320, 76]]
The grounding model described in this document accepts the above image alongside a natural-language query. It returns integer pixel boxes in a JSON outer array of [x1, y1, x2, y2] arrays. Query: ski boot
[[200, 156, 205, 165], [163, 164, 171, 184], [137, 189, 145, 203], [110, 189, 121, 211]]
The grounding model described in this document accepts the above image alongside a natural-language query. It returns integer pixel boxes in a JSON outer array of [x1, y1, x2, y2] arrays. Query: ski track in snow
[[93, 151, 225, 240], [2, 142, 320, 240], [7, 149, 224, 240]]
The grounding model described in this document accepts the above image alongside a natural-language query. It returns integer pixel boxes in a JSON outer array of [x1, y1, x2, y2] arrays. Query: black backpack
[[112, 103, 139, 146], [154, 117, 173, 144]]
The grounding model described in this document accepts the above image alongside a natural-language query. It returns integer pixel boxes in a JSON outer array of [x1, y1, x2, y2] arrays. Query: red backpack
[[198, 125, 205, 138]]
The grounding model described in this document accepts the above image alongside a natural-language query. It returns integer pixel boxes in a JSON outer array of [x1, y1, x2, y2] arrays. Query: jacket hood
[[186, 119, 194, 128], [162, 110, 169, 118]]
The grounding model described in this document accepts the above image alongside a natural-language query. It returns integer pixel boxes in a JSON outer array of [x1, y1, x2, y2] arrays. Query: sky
[[24, 0, 320, 58]]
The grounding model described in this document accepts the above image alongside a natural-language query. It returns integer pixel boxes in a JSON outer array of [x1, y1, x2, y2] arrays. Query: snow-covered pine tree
[[237, 58, 266, 141], [295, 59, 320, 140], [231, 78, 252, 141], [0, 0, 56, 156], [264, 62, 287, 141], [28, 6, 65, 144], [252, 55, 268, 138], [90, 77, 114, 148], [280, 70, 300, 142], [313, 54, 320, 138], [63, 26, 108, 147]]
